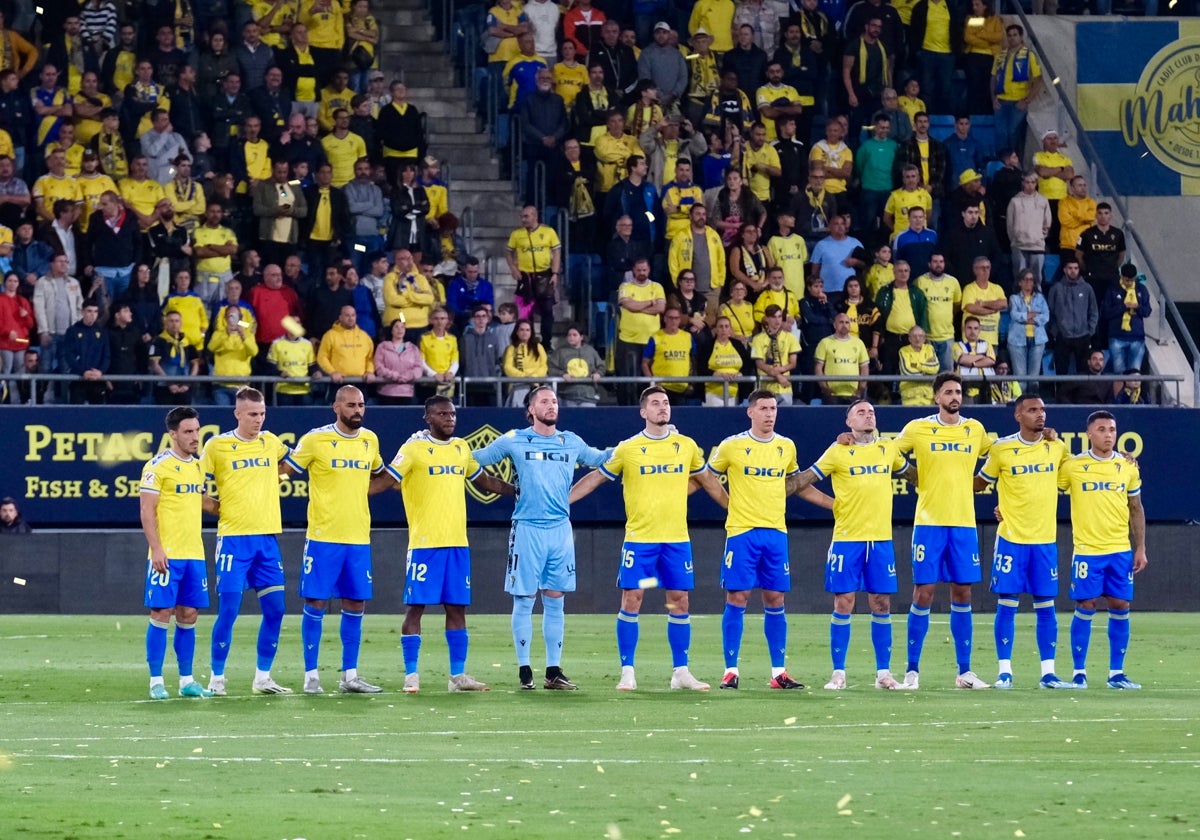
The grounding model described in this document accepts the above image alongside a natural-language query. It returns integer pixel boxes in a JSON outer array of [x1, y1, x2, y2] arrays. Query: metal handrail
[[6, 372, 1181, 407], [462, 204, 476, 256], [1008, 2, 1200, 403], [533, 159, 546, 213], [510, 114, 523, 198]]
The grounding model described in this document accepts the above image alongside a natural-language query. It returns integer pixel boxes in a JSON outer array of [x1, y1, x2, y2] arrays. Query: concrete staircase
[[377, 0, 519, 283]]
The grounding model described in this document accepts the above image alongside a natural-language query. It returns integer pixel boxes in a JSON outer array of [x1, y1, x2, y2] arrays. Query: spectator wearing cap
[[947, 166, 987, 225], [1033, 128, 1072, 272], [639, 112, 705, 194], [638, 23, 688, 112], [1102, 263, 1151, 377]]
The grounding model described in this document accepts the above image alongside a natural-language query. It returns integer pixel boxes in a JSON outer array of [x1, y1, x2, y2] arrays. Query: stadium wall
[[2, 524, 1198, 615]]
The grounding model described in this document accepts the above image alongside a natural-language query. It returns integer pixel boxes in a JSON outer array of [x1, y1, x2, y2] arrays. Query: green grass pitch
[[1, 612, 1198, 839]]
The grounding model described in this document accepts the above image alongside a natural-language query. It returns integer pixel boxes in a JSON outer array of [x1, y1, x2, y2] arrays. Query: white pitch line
[[14, 753, 1200, 767], [3, 716, 1194, 744]]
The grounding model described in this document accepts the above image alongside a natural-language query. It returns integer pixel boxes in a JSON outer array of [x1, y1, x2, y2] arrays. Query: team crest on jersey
[[465, 424, 513, 504]]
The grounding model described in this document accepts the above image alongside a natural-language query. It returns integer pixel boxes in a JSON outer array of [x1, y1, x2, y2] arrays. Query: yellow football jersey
[[1058, 451, 1142, 555], [140, 449, 207, 560], [978, 434, 1068, 545], [284, 423, 383, 544], [387, 432, 482, 549], [201, 430, 291, 536], [810, 437, 907, 542], [601, 431, 705, 544], [707, 432, 800, 535], [894, 415, 992, 528]]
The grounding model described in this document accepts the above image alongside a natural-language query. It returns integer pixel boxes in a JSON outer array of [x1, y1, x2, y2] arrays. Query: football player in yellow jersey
[[1058, 411, 1147, 690], [974, 395, 1074, 690], [200, 387, 294, 697], [370, 396, 514, 694], [891, 372, 993, 690], [793, 400, 917, 691], [281, 386, 386, 695], [139, 406, 216, 700], [707, 390, 832, 691], [570, 386, 728, 692]]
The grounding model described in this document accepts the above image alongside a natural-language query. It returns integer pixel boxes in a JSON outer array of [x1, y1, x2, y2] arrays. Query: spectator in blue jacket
[[446, 257, 497, 331], [1102, 263, 1152, 376], [62, 299, 111, 404]]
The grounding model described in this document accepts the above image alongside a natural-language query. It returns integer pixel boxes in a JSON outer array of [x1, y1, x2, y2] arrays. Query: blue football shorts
[[405, 547, 472, 606], [911, 525, 981, 585], [213, 534, 286, 595], [1070, 551, 1135, 602], [299, 539, 373, 601], [825, 540, 897, 594], [990, 535, 1059, 597], [617, 542, 694, 591], [721, 529, 791, 593], [506, 519, 576, 596], [144, 558, 210, 609]]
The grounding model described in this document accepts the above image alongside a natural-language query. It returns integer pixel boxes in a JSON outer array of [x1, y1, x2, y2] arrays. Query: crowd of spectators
[[0, 0, 1156, 407], [472, 0, 1152, 405]]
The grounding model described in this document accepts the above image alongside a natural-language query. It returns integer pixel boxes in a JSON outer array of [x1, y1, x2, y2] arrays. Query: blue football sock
[[1071, 608, 1095, 671], [173, 621, 196, 679], [763, 606, 787, 669], [950, 602, 973, 674], [906, 605, 931, 672], [401, 634, 422, 675], [829, 612, 851, 671], [1033, 599, 1059, 665], [446, 628, 468, 675], [1107, 609, 1130, 673], [146, 619, 169, 678], [616, 610, 639, 667], [511, 596, 535, 667], [542, 595, 565, 668], [994, 597, 1019, 665], [209, 593, 242, 677], [870, 612, 892, 671], [721, 603, 746, 669], [301, 605, 325, 672], [666, 613, 690, 668], [340, 610, 364, 673], [256, 588, 286, 673]]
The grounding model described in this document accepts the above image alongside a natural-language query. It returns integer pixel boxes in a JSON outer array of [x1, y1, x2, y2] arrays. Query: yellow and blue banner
[[1077, 21, 1200, 196]]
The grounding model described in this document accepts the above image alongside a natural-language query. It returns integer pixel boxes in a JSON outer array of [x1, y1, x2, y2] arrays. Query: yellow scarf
[[1023, 293, 1034, 337], [1120, 280, 1138, 333], [858, 38, 890, 87]]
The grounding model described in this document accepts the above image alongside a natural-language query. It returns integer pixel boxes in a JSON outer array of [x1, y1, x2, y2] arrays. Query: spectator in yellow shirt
[[316, 304, 377, 383]]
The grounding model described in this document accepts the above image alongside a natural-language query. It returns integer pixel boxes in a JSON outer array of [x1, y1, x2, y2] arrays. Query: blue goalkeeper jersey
[[473, 426, 608, 525]]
